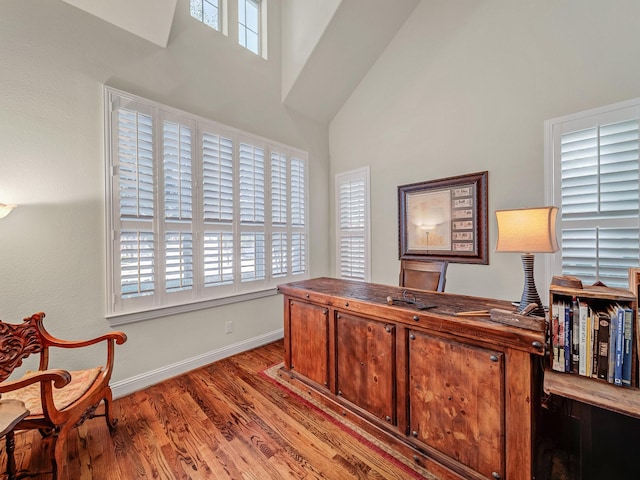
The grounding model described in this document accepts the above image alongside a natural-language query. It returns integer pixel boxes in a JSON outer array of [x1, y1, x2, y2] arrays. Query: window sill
[[106, 288, 279, 326]]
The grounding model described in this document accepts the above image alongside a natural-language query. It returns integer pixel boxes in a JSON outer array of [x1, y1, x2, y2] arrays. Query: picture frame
[[398, 171, 488, 264]]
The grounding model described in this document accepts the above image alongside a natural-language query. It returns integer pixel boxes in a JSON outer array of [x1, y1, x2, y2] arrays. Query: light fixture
[[495, 206, 559, 317], [0, 203, 16, 219]]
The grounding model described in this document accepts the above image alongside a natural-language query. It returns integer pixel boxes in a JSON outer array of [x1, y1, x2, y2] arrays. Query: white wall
[[329, 0, 640, 302], [0, 0, 329, 391], [280, 0, 342, 101]]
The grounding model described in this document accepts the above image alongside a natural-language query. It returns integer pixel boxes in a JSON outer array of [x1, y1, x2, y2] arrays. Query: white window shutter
[[106, 87, 309, 319], [240, 232, 266, 281], [548, 102, 640, 288], [118, 108, 154, 219], [203, 132, 234, 222], [164, 121, 193, 220], [203, 232, 234, 286], [335, 167, 370, 282], [120, 231, 155, 298], [239, 142, 265, 224]]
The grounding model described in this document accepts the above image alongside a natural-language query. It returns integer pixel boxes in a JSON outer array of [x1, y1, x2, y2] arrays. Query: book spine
[[586, 308, 592, 377], [614, 307, 624, 386], [607, 308, 618, 384], [551, 302, 562, 372], [558, 302, 566, 372], [591, 311, 599, 378], [622, 308, 633, 387], [571, 297, 580, 374], [578, 301, 588, 376], [564, 302, 572, 373], [597, 313, 609, 381]]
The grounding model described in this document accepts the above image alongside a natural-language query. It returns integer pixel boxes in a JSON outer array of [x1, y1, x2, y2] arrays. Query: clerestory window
[[190, 0, 221, 31], [238, 0, 261, 55]]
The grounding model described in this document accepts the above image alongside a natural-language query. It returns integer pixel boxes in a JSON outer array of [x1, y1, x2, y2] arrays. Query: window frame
[[190, 0, 227, 34], [335, 166, 371, 282], [238, 0, 267, 59], [104, 86, 309, 324], [544, 97, 640, 289]]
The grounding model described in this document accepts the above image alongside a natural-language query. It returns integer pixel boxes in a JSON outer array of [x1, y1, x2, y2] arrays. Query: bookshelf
[[544, 283, 640, 419]]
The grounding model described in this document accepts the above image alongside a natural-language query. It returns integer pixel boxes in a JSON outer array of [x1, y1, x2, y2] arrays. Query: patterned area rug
[[261, 363, 436, 480]]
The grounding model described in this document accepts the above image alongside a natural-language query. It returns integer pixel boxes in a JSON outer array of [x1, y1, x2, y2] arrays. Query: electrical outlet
[[225, 321, 233, 334]]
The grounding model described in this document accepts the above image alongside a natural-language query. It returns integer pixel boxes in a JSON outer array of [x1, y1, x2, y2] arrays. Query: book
[[578, 300, 588, 376], [585, 309, 592, 377], [571, 297, 580, 374], [551, 302, 563, 372], [596, 312, 610, 381], [622, 308, 634, 387], [613, 306, 624, 386], [591, 311, 600, 378], [564, 302, 572, 373], [558, 303, 566, 372], [607, 307, 618, 384]]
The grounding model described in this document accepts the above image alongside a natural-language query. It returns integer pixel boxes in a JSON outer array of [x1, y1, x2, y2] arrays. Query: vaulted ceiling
[[59, 0, 420, 123]]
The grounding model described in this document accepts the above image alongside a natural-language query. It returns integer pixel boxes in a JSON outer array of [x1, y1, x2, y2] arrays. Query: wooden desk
[[278, 277, 546, 480], [0, 400, 29, 480]]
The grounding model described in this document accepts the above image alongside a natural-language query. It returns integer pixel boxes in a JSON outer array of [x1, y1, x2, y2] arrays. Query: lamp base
[[519, 253, 545, 317]]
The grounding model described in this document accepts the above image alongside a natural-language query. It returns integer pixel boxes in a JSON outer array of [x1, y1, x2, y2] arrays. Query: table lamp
[[495, 206, 559, 317]]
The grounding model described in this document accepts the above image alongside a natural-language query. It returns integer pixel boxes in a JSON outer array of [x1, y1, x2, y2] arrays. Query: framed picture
[[398, 171, 488, 264]]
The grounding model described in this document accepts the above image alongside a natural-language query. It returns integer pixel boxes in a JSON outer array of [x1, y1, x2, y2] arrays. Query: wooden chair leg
[[50, 425, 71, 480], [103, 389, 118, 431]]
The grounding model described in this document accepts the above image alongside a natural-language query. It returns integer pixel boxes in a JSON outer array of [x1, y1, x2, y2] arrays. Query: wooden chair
[[399, 259, 448, 292], [0, 312, 127, 479]]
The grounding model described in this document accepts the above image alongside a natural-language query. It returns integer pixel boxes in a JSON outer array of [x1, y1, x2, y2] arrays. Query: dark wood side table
[[0, 400, 29, 480]]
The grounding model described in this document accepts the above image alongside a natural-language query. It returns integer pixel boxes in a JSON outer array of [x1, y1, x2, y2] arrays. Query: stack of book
[[550, 297, 635, 387]]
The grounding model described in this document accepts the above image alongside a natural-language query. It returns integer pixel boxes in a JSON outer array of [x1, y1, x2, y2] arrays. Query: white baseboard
[[111, 329, 284, 399]]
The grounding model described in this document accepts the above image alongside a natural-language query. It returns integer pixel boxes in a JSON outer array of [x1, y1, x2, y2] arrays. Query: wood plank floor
[[2, 340, 422, 479]]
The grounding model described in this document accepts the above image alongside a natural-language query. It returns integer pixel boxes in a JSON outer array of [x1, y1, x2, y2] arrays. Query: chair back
[[399, 259, 448, 292], [0, 314, 46, 382]]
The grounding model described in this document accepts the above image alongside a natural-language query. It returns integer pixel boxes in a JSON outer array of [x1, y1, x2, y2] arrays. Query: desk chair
[[399, 259, 448, 292]]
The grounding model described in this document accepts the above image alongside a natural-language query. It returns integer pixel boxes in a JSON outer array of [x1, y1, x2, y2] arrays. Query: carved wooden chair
[[0, 312, 126, 479], [399, 259, 448, 292]]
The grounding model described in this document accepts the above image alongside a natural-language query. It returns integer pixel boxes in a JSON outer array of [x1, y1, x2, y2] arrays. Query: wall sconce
[[495, 206, 559, 317], [0, 203, 17, 219]]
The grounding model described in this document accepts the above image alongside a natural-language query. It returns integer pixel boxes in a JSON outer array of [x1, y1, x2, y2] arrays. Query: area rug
[[261, 363, 436, 480]]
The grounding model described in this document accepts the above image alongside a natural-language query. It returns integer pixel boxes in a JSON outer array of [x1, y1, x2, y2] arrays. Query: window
[[190, 0, 221, 31], [238, 0, 261, 55], [335, 167, 371, 282], [545, 98, 640, 288], [105, 87, 308, 321]]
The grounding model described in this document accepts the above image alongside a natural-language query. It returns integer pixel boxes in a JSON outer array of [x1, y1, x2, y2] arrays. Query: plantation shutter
[[106, 87, 309, 319], [271, 152, 288, 277], [117, 105, 156, 299], [555, 107, 640, 287], [202, 131, 234, 287], [163, 119, 194, 293], [335, 168, 370, 281], [239, 141, 266, 282], [290, 158, 306, 275]]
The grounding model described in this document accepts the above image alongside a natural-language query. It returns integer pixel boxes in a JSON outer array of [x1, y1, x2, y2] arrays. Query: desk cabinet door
[[290, 300, 329, 388], [336, 312, 395, 424], [408, 331, 505, 479]]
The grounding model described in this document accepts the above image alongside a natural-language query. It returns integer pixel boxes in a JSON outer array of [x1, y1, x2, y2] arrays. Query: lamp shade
[[0, 203, 16, 219], [495, 206, 559, 253]]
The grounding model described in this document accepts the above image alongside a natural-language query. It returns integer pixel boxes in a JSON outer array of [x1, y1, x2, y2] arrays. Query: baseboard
[[111, 328, 284, 399]]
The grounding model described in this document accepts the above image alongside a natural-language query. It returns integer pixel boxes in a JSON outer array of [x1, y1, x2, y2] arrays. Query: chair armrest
[[42, 331, 127, 349], [0, 369, 71, 393]]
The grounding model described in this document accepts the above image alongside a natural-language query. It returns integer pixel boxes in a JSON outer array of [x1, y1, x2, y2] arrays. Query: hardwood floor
[[3, 340, 421, 479]]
